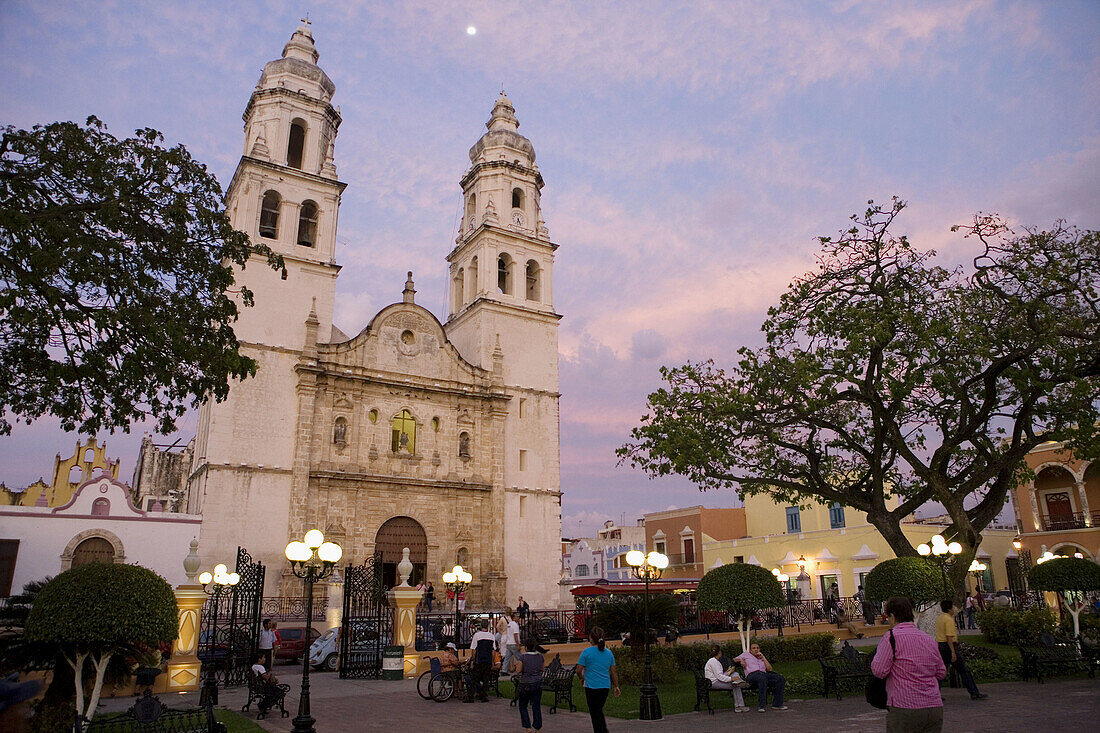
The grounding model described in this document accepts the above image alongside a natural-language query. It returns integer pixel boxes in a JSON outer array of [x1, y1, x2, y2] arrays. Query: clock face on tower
[[512, 211, 525, 226]]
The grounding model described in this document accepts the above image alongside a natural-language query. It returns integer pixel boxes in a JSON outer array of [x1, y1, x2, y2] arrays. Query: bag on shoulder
[[866, 630, 895, 710]]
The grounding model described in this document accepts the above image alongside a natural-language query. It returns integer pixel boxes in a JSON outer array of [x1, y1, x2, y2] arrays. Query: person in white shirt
[[258, 618, 276, 669], [502, 611, 522, 675], [468, 621, 497, 702], [704, 644, 748, 712]]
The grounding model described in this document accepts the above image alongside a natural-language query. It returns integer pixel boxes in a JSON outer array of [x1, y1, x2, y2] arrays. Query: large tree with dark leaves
[[0, 117, 281, 436], [620, 199, 1099, 598]]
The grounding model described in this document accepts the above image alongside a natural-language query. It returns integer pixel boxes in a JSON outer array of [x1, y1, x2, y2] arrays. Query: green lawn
[[215, 709, 267, 733]]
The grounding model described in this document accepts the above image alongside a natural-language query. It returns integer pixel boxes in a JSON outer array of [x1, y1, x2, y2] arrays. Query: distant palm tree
[[592, 594, 680, 656]]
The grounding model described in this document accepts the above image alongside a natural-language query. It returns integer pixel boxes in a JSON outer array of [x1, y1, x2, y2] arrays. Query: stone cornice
[[311, 469, 492, 492], [460, 158, 544, 189], [299, 363, 512, 402]]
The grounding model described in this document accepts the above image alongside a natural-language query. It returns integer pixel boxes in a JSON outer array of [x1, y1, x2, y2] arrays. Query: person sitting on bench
[[704, 644, 748, 712], [251, 653, 282, 713]]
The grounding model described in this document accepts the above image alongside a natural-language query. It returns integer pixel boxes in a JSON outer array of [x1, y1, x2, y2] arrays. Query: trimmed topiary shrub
[[864, 557, 943, 605], [26, 563, 177, 726], [976, 606, 1057, 645], [1029, 557, 1100, 637], [697, 564, 784, 650]]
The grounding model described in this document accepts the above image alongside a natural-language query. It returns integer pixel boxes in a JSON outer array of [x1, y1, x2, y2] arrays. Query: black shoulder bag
[[866, 630, 895, 709]]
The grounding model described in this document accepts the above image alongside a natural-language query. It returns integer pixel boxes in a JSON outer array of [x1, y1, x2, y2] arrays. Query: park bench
[[242, 670, 291, 718], [508, 662, 577, 713], [82, 689, 226, 733], [819, 641, 873, 700], [691, 669, 755, 714], [1018, 633, 1098, 683]]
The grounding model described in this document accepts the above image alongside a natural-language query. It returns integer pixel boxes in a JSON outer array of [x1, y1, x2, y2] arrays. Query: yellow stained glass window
[[391, 410, 416, 454]]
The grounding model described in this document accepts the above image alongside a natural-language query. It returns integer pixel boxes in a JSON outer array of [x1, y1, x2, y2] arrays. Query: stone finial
[[483, 195, 498, 225], [183, 538, 201, 583], [536, 211, 550, 240], [303, 298, 319, 359], [397, 547, 413, 587], [492, 334, 504, 387], [403, 272, 416, 304], [321, 140, 337, 178], [283, 20, 319, 64], [250, 123, 270, 160], [487, 90, 520, 133], [35, 489, 49, 507]]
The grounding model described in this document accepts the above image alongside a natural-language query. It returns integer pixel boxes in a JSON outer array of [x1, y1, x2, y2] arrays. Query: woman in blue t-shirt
[[576, 625, 620, 733]]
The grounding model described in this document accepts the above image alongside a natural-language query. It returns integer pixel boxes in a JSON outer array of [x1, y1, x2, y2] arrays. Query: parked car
[[529, 617, 568, 645], [275, 626, 321, 664], [308, 622, 389, 672]]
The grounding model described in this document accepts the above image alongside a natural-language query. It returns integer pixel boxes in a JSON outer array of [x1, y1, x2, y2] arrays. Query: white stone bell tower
[[444, 92, 563, 606], [190, 22, 345, 574]]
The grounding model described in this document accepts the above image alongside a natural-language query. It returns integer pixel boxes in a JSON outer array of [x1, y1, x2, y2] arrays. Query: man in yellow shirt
[[935, 600, 988, 700]]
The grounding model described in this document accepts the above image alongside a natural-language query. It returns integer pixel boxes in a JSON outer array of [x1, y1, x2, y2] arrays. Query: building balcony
[[664, 553, 699, 566], [1038, 512, 1100, 532]]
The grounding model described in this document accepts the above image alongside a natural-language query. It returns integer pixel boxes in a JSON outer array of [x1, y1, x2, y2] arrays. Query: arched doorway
[[374, 517, 427, 589], [71, 537, 116, 566]]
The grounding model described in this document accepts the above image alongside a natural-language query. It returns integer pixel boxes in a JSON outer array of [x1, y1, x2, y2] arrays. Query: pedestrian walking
[[936, 600, 988, 700], [576, 625, 619, 733], [515, 639, 545, 732], [468, 621, 496, 702], [871, 596, 947, 732], [425, 581, 435, 612], [502, 610, 522, 675]]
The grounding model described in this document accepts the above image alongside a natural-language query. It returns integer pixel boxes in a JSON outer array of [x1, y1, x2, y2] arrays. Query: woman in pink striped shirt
[[870, 597, 947, 733]]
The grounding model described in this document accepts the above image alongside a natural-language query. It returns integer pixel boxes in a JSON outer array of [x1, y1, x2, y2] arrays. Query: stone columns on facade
[[166, 539, 205, 693], [287, 304, 322, 593], [1075, 480, 1090, 518], [389, 548, 423, 677]]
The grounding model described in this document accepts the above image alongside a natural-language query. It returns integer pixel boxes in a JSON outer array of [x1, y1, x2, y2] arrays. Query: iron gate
[[339, 555, 388, 679], [199, 546, 265, 687]]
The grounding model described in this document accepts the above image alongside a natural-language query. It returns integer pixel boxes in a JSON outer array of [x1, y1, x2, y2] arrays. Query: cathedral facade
[[190, 23, 563, 608]]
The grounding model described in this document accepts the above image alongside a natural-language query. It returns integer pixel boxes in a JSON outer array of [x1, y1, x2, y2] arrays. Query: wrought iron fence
[[260, 596, 329, 622]]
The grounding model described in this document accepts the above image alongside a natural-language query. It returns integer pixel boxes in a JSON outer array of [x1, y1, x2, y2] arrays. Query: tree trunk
[[67, 650, 87, 725], [83, 652, 113, 723], [737, 616, 750, 652], [866, 511, 918, 558]]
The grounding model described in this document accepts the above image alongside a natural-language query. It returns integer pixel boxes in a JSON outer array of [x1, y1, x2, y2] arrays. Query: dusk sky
[[1, 1, 1097, 538]]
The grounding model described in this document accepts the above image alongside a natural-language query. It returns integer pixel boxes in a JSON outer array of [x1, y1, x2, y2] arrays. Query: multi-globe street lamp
[[968, 559, 988, 595], [197, 563, 239, 706], [442, 565, 472, 649], [771, 568, 790, 636], [625, 549, 669, 721], [917, 534, 962, 597], [285, 530, 343, 733]]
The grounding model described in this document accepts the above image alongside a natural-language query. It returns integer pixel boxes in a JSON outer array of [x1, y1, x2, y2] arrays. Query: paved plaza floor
[[106, 669, 1098, 733]]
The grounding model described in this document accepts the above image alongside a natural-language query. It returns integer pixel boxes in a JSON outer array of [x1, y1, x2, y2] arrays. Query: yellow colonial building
[[701, 495, 1018, 600]]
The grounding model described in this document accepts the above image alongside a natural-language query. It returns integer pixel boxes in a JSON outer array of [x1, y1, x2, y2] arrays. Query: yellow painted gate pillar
[[389, 547, 424, 677], [166, 539, 205, 692]]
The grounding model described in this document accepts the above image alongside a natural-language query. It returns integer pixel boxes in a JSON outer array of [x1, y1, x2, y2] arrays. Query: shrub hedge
[[666, 633, 837, 671], [977, 606, 1057, 645]]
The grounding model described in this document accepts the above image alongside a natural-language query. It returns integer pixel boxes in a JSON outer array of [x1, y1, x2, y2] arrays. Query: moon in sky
[[466, 26, 477, 35]]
